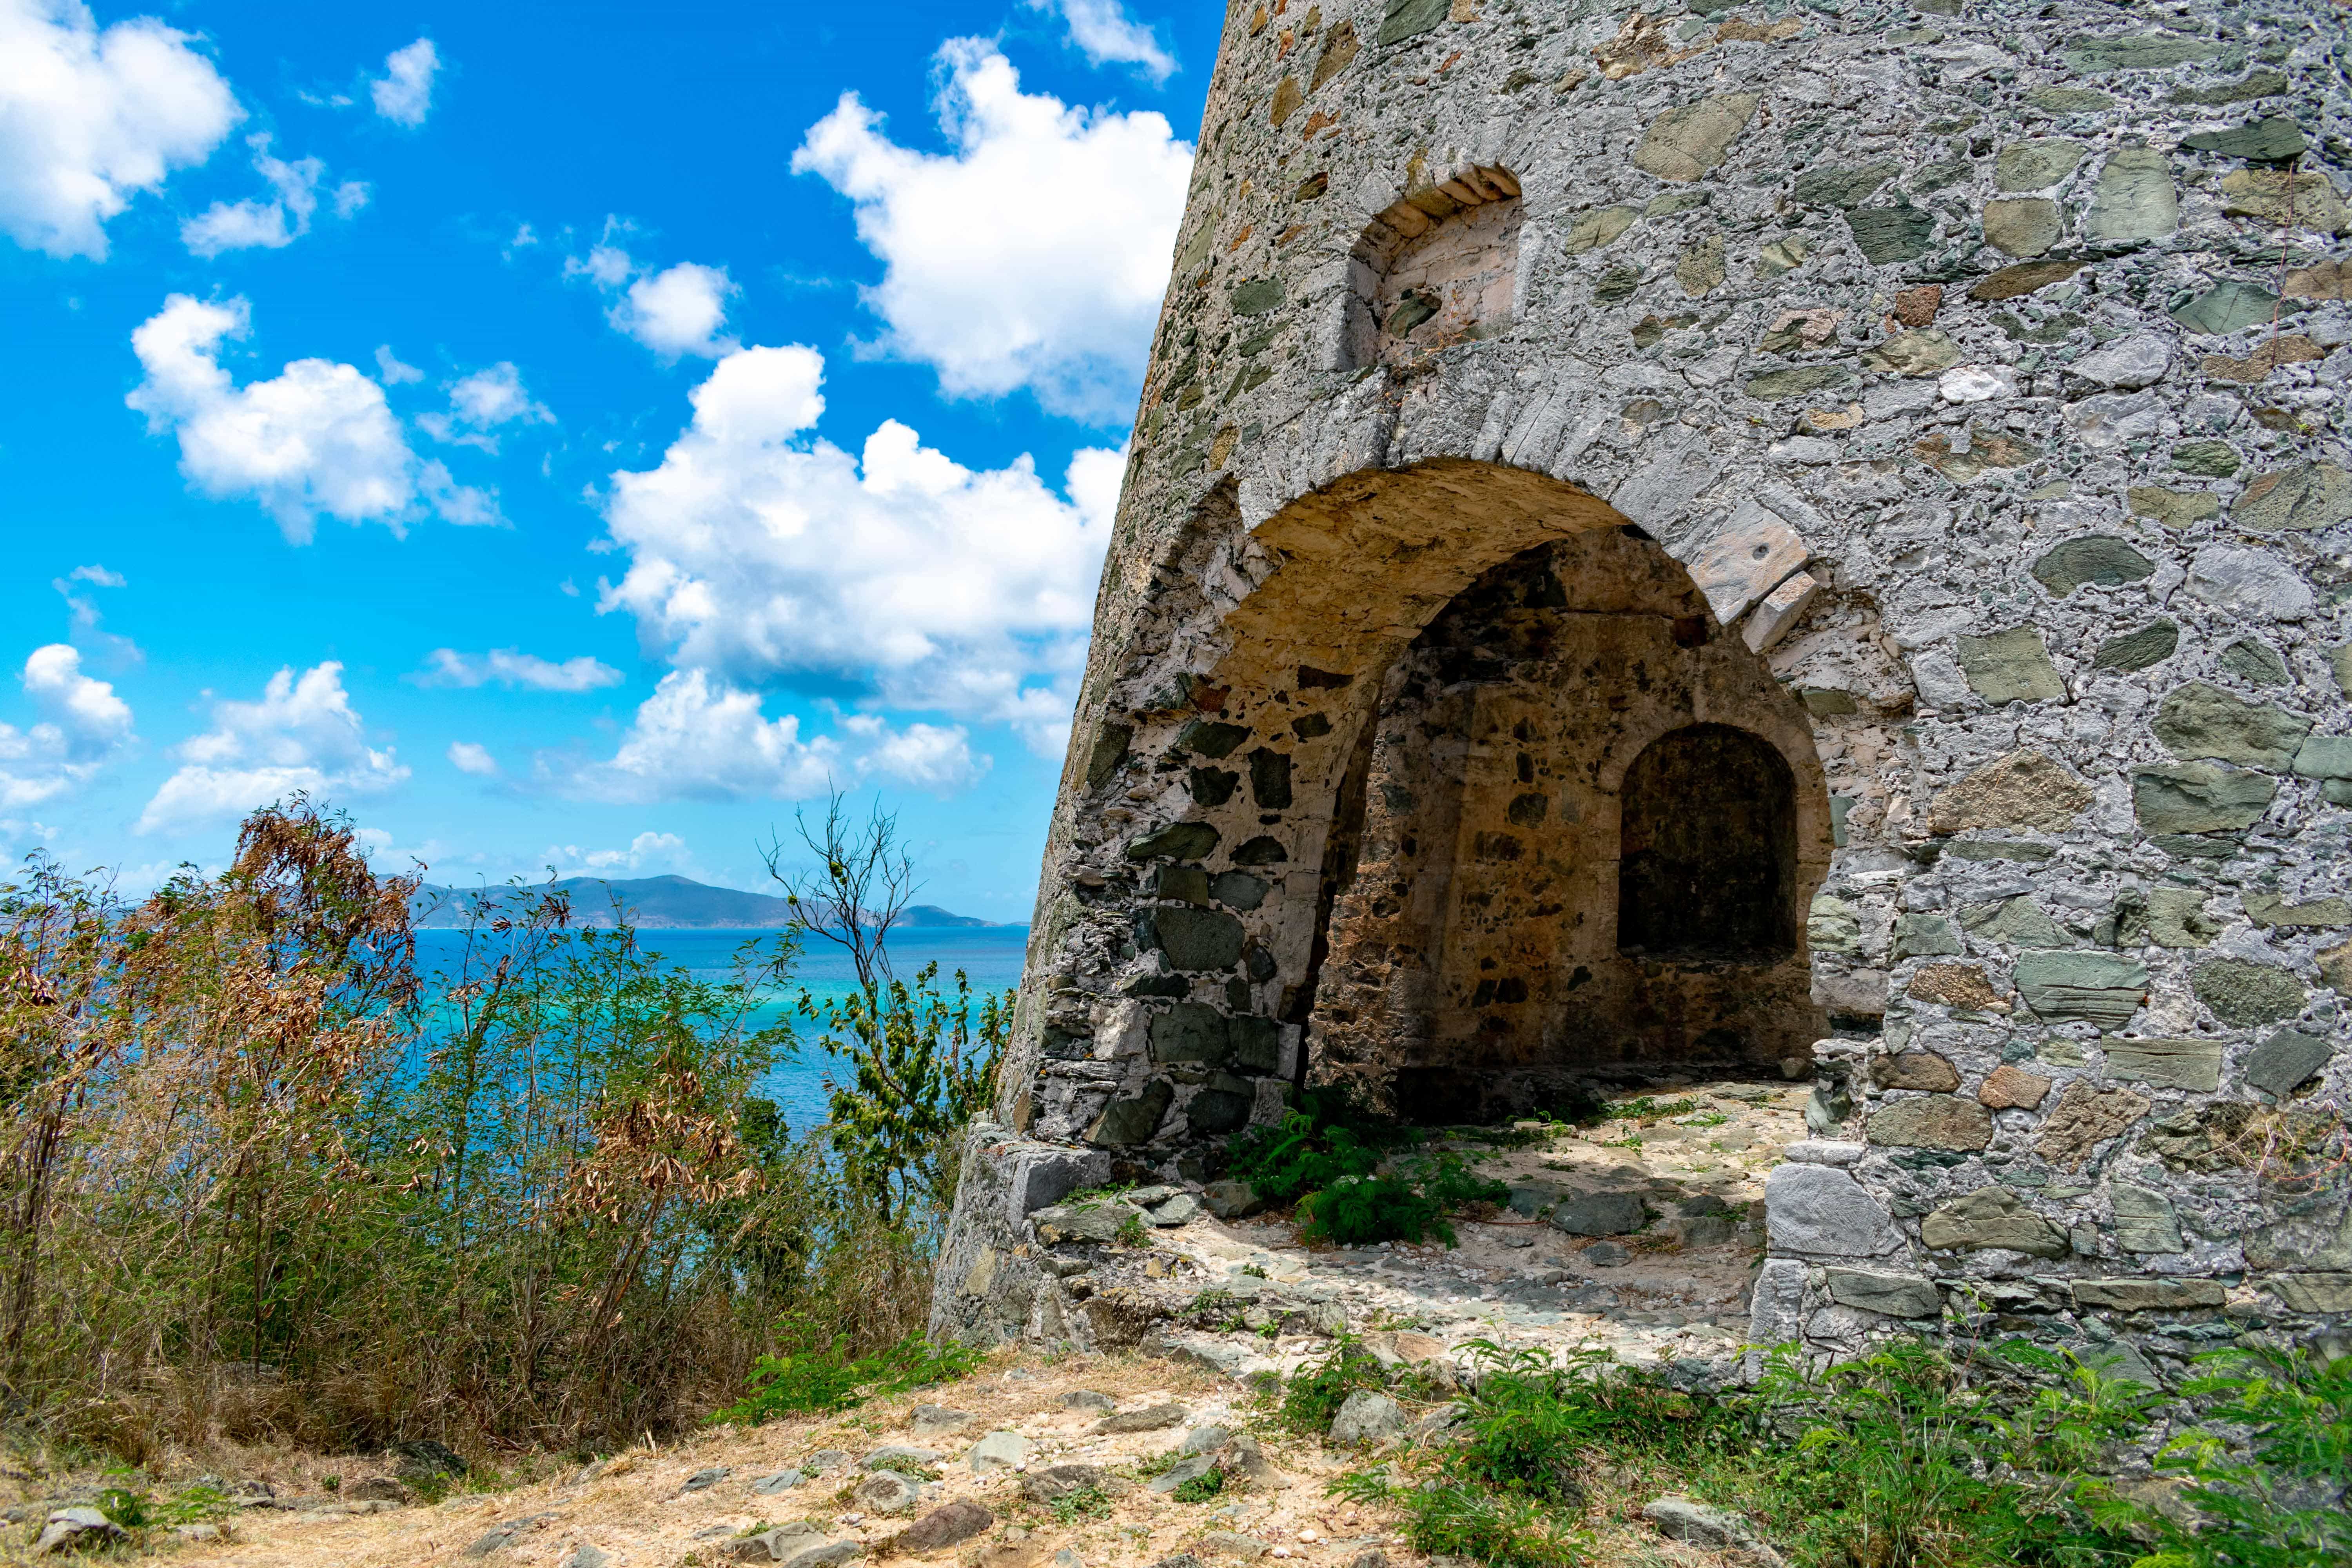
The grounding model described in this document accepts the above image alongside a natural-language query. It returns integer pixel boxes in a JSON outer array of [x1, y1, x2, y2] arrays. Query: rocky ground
[[4, 1081, 1806, 1566], [1069, 1079, 1807, 1386]]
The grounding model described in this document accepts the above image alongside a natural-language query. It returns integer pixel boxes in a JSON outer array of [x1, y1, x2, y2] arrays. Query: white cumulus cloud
[[544, 830, 693, 878], [793, 40, 1190, 420], [446, 740, 497, 775], [0, 0, 242, 259], [417, 647, 622, 692], [558, 670, 984, 804], [597, 343, 1118, 753], [567, 233, 739, 360], [138, 661, 408, 834], [181, 134, 367, 256], [1025, 0, 1176, 80], [0, 643, 135, 806], [369, 37, 437, 127], [126, 293, 494, 541], [416, 362, 553, 452]]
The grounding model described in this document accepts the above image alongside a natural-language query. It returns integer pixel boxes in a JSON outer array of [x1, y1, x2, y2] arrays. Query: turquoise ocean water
[[410, 925, 1031, 1136]]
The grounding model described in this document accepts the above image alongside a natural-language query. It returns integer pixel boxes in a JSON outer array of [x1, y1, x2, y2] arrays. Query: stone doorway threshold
[[1065, 1080, 1813, 1384]]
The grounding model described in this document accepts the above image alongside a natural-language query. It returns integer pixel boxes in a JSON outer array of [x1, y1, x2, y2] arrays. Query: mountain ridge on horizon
[[408, 873, 1007, 930]]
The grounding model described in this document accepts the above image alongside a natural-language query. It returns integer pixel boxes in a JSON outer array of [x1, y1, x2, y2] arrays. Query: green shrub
[[2085, 1347, 2351, 1568], [1172, 1465, 1227, 1502], [1275, 1334, 1393, 1434], [713, 1332, 982, 1425], [1227, 1094, 1506, 1246]]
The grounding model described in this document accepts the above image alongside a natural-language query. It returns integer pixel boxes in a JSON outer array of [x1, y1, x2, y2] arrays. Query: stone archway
[[1029, 458, 1831, 1150]]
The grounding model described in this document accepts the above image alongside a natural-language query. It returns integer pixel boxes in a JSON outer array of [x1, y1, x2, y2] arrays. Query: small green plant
[[1276, 1334, 1393, 1434], [1115, 1214, 1152, 1248], [152, 1483, 235, 1526], [1049, 1483, 1114, 1524], [1172, 1465, 1227, 1502], [713, 1332, 983, 1424], [92, 1487, 150, 1528]]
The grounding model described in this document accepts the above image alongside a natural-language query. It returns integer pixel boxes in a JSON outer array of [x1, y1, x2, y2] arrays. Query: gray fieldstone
[[2245, 1031, 2334, 1098], [1329, 1389, 1408, 1444], [967, 1431, 1032, 1474], [2218, 640, 2291, 687], [2154, 683, 2312, 769], [895, 1501, 994, 1553], [1095, 1402, 1187, 1434], [1823, 1267, 1943, 1319], [2032, 535, 2154, 595], [2083, 147, 2179, 242], [2186, 544, 2315, 621], [752, 1471, 806, 1496], [1847, 203, 1939, 263], [1875, 1051, 1961, 1092], [1957, 628, 2065, 702], [2182, 116, 2307, 161], [2111, 1184, 2185, 1254], [1764, 1162, 1902, 1257], [1922, 1187, 2069, 1257], [2038, 1083, 2152, 1169], [2102, 1036, 2224, 1092], [2244, 893, 2352, 928], [861, 1446, 941, 1473], [2133, 764, 2277, 836], [2190, 960, 2306, 1025], [2094, 621, 2179, 672], [1995, 139, 2086, 191], [1021, 1464, 1109, 1503], [1201, 1179, 1262, 1218], [2072, 1278, 2225, 1311], [1867, 1095, 1994, 1151], [1549, 1189, 1646, 1235], [2234, 463, 2352, 534], [1632, 94, 1760, 182], [2015, 953, 2149, 1027], [1980, 198, 2062, 258], [852, 1472, 921, 1515], [2066, 332, 2172, 391]]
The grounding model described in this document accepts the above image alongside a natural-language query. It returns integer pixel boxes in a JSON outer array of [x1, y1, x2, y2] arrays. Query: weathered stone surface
[[2102, 1036, 2224, 1092], [2268, 1274, 2352, 1313], [1822, 1267, 1942, 1318], [1980, 198, 2062, 257], [2111, 1183, 2184, 1252], [2190, 960, 2305, 1025], [2218, 169, 2351, 230], [853, 1471, 921, 1515], [2033, 536, 2154, 596], [1153, 908, 1246, 971], [1793, 160, 1898, 208], [1633, 94, 1760, 181], [1979, 1064, 2052, 1109], [2218, 640, 2291, 687], [1201, 1179, 1261, 1218], [2083, 147, 2180, 242], [2128, 486, 2220, 526], [2016, 953, 2148, 1027], [1550, 1189, 1646, 1236], [2038, 1082, 2152, 1168], [1996, 140, 2085, 191], [1963, 897, 2070, 949], [2296, 737, 2352, 780], [896, 1502, 995, 1553], [1868, 1094, 1994, 1151], [968, 1431, 1033, 1474], [1891, 914, 1962, 960], [2245, 893, 2352, 929], [1875, 1051, 1960, 1092], [2154, 682, 2312, 768], [1022, 1464, 1110, 1503], [2174, 281, 2282, 337], [2071, 1278, 2224, 1311], [1329, 1389, 1407, 1444], [1957, 628, 2064, 702], [1908, 963, 2007, 1011], [2233, 463, 2352, 534], [2063, 34, 2221, 71], [1095, 1403, 1186, 1434], [1563, 205, 1638, 254], [2132, 763, 2277, 835], [1764, 1162, 1902, 1257], [1971, 260, 2084, 300], [1642, 1497, 1766, 1552], [2182, 116, 2307, 161], [2244, 1030, 2334, 1098], [2172, 439, 2242, 478], [1922, 1187, 2068, 1256], [1846, 203, 1938, 263], [2187, 546, 2314, 620], [1928, 750, 2092, 833], [2067, 333, 2172, 391], [1865, 329, 1960, 376], [1129, 823, 1219, 861]]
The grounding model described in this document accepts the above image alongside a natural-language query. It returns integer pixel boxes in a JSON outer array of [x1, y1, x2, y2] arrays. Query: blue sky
[[0, 0, 1219, 918]]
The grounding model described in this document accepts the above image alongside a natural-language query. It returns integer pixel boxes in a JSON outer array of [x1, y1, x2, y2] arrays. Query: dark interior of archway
[[1296, 530, 1829, 1123], [1618, 724, 1798, 959]]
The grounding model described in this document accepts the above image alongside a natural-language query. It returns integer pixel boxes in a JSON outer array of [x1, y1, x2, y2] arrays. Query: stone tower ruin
[[933, 0, 2352, 1369]]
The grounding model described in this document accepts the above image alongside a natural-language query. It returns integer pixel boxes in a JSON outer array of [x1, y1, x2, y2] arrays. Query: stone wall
[[931, 0, 2352, 1370]]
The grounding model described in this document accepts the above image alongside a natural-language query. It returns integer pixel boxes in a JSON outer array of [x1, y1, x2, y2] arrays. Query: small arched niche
[[1345, 166, 1522, 368], [1617, 724, 1800, 960]]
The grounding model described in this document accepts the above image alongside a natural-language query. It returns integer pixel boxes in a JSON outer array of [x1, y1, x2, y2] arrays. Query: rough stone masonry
[[932, 0, 2352, 1379]]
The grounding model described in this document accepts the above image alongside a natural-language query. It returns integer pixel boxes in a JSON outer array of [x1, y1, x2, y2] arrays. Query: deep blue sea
[[411, 926, 1030, 1137]]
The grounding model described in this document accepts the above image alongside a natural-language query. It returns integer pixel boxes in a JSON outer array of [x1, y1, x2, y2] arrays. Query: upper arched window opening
[[1343, 166, 1522, 368]]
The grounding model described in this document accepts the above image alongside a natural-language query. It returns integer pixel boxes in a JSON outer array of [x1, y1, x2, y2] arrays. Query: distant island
[[409, 874, 1004, 930]]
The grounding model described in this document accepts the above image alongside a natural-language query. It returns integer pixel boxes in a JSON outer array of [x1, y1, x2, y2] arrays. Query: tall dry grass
[[0, 798, 997, 1463]]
